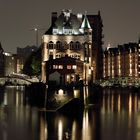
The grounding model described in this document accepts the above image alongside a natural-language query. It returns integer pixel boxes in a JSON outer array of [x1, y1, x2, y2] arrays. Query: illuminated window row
[[53, 65, 77, 70]]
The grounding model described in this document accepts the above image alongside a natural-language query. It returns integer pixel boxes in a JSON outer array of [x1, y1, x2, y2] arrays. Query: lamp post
[[30, 26, 45, 47], [34, 28, 39, 47]]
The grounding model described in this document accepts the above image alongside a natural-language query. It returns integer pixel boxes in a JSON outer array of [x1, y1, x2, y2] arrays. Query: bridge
[[0, 76, 38, 86]]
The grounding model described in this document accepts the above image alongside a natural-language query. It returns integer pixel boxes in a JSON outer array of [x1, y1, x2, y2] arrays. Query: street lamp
[[30, 26, 45, 46]]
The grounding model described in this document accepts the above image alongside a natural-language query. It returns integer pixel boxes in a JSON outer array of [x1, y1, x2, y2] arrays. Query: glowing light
[[129, 94, 132, 114], [74, 90, 80, 98], [77, 13, 82, 19], [16, 92, 19, 107], [118, 95, 121, 112], [34, 28, 38, 31], [72, 121, 77, 140], [66, 75, 70, 82], [107, 43, 111, 50], [4, 92, 8, 105], [82, 110, 91, 140], [88, 69, 91, 74], [58, 119, 63, 140], [40, 116, 48, 140], [58, 89, 64, 96], [72, 65, 77, 69]]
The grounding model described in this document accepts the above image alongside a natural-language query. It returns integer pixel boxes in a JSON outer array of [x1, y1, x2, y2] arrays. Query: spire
[[80, 11, 91, 29]]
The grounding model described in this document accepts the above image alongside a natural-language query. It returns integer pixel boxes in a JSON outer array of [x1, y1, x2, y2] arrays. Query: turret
[[79, 12, 92, 35]]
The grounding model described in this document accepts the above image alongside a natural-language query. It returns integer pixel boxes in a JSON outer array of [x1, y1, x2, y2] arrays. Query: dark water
[[0, 86, 140, 140]]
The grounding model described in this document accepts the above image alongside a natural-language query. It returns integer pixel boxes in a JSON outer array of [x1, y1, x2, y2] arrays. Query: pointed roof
[[81, 12, 91, 29]]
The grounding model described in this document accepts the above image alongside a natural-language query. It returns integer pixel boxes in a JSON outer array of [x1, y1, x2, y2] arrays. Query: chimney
[[51, 12, 57, 26]]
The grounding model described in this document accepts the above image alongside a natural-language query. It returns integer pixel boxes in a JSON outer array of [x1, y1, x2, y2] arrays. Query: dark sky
[[0, 0, 140, 53]]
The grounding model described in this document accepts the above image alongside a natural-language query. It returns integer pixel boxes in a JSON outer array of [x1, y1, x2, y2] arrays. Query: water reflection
[[1, 86, 140, 140], [82, 109, 91, 140]]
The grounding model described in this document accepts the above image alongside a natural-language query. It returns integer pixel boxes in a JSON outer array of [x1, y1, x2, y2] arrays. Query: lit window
[[48, 41, 54, 49], [53, 29, 58, 34], [72, 65, 77, 69], [67, 65, 71, 69], [53, 65, 58, 69], [59, 65, 63, 69]]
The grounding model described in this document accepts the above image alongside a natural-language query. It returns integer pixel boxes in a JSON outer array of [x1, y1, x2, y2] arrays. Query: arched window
[[47, 41, 54, 49], [63, 41, 68, 49], [75, 41, 80, 49], [69, 41, 74, 50], [56, 41, 62, 49]]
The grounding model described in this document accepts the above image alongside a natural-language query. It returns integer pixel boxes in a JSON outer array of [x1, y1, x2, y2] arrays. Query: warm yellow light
[[129, 94, 132, 115], [58, 119, 63, 140], [74, 90, 80, 98], [58, 89, 64, 96], [72, 65, 77, 69]]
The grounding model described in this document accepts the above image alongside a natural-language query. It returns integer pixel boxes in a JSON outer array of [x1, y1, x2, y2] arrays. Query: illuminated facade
[[103, 41, 140, 80], [4, 52, 25, 76], [41, 10, 103, 84], [4, 53, 17, 76]]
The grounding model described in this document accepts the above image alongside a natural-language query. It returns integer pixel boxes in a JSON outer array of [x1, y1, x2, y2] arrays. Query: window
[[53, 65, 58, 69], [53, 28, 58, 34], [75, 41, 80, 49], [47, 41, 54, 49], [56, 54, 61, 58], [69, 41, 74, 50], [72, 65, 77, 69], [67, 65, 71, 69], [56, 41, 62, 49], [59, 65, 63, 69], [63, 42, 68, 49]]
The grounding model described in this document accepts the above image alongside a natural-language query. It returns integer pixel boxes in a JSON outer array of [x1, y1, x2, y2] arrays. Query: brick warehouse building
[[41, 10, 103, 85], [103, 40, 140, 85]]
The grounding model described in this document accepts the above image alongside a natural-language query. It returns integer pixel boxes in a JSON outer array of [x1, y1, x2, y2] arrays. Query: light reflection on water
[[0, 86, 140, 140]]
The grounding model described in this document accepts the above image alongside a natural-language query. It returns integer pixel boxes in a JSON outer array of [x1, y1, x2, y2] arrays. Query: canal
[[0, 86, 140, 140]]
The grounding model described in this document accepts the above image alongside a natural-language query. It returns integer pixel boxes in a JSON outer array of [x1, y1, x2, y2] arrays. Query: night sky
[[0, 0, 140, 53]]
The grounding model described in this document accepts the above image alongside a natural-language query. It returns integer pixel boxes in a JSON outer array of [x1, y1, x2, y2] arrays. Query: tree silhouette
[[23, 45, 42, 76]]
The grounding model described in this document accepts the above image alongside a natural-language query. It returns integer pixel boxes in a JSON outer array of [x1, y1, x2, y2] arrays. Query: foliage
[[23, 46, 42, 76], [31, 56, 41, 75]]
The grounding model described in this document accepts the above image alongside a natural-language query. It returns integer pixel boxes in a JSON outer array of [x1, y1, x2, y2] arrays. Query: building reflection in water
[[38, 87, 140, 140], [71, 120, 77, 140], [82, 109, 91, 140], [4, 91, 7, 106], [101, 88, 139, 113], [58, 119, 63, 140], [100, 88, 140, 140], [0, 86, 40, 140], [40, 115, 48, 140], [83, 86, 89, 106], [2, 86, 140, 140]]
